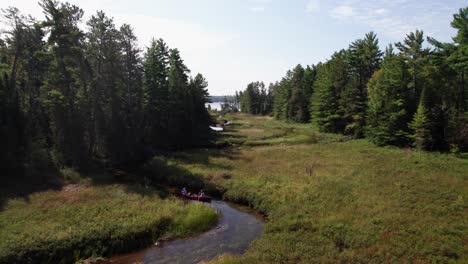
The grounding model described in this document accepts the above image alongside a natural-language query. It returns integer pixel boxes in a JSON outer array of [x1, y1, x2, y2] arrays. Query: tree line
[[239, 7, 467, 152], [0, 0, 212, 180]]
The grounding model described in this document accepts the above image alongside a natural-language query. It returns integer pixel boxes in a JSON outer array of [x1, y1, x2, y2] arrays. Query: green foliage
[[270, 64, 316, 122], [144, 38, 170, 147], [366, 49, 411, 146], [310, 53, 345, 133], [409, 101, 433, 150], [308, 35, 382, 136], [239, 81, 272, 115], [0, 1, 213, 182]]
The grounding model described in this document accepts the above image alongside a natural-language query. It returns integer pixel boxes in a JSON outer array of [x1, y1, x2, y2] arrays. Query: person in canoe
[[181, 187, 187, 196], [198, 190, 206, 198]]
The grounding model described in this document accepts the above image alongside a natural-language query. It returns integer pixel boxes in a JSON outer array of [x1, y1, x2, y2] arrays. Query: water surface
[[205, 102, 223, 111], [111, 200, 264, 264]]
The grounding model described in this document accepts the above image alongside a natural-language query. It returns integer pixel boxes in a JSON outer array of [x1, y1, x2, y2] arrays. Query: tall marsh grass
[[0, 184, 218, 263], [172, 113, 468, 263]]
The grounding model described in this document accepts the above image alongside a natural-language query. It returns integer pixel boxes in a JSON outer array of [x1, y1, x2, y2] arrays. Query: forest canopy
[[0, 0, 213, 180]]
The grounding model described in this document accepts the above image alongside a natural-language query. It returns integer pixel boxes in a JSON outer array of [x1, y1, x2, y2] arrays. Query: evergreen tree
[[288, 64, 306, 122], [240, 81, 272, 115], [310, 60, 342, 133], [119, 23, 144, 161], [188, 73, 212, 143], [273, 75, 291, 120], [167, 48, 191, 148], [310, 51, 349, 132], [344, 32, 383, 137], [143, 38, 170, 148], [409, 92, 433, 150], [86, 11, 129, 164], [366, 46, 411, 146], [40, 0, 89, 168], [396, 30, 429, 113]]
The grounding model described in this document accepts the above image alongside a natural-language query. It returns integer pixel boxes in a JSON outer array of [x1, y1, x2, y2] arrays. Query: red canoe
[[178, 193, 212, 202]]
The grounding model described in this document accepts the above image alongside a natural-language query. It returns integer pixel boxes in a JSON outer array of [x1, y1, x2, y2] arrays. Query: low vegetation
[[0, 184, 218, 263], [167, 113, 467, 263]]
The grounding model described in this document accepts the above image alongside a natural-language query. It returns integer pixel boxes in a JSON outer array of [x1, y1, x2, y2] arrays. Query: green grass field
[[168, 113, 467, 263], [0, 184, 218, 263]]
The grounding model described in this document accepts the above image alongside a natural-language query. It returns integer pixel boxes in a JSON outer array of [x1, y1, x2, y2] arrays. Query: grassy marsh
[[171, 113, 467, 263]]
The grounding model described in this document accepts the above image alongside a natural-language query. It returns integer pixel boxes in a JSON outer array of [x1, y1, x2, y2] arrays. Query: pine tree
[[288, 64, 306, 122], [40, 0, 89, 168], [396, 30, 429, 113], [167, 48, 191, 148], [409, 94, 433, 150], [119, 24, 144, 160], [345, 32, 382, 137], [310, 61, 341, 133], [366, 46, 411, 146], [310, 51, 349, 132], [188, 73, 212, 144], [143, 38, 170, 148], [273, 76, 291, 120], [86, 11, 128, 164]]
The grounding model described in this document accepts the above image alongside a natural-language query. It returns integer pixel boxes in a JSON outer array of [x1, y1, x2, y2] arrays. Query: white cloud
[[248, 0, 272, 13], [306, 0, 320, 13], [328, 0, 459, 41], [331, 5, 354, 18], [372, 8, 387, 15], [251, 0, 272, 3], [249, 6, 266, 13]]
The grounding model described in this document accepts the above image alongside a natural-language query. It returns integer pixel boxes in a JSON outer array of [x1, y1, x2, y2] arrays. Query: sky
[[1, 0, 466, 95]]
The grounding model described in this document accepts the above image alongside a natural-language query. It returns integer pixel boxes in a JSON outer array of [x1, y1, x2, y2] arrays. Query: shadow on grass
[[0, 170, 63, 212], [138, 155, 227, 198]]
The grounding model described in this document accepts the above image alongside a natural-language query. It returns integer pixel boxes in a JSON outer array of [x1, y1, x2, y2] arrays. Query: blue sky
[[2, 0, 466, 95]]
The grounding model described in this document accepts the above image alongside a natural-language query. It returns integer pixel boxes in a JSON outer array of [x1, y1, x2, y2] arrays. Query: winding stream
[[111, 200, 264, 264]]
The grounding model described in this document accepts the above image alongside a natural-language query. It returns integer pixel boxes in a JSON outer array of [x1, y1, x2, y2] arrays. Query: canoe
[[178, 193, 212, 202], [210, 126, 223, 132]]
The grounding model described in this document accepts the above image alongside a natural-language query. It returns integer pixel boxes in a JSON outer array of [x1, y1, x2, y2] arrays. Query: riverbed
[[111, 200, 264, 264]]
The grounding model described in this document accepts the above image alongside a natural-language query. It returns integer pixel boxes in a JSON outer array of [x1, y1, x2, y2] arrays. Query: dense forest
[[0, 0, 212, 181], [239, 7, 468, 152]]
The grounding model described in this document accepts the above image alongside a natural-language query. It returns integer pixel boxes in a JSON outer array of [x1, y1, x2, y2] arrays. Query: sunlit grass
[[0, 184, 218, 263], [174, 113, 468, 263]]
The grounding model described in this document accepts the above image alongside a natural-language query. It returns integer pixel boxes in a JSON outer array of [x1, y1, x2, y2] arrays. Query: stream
[[110, 200, 264, 264]]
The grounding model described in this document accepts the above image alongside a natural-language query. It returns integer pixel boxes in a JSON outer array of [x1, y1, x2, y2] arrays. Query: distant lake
[[206, 102, 222, 111]]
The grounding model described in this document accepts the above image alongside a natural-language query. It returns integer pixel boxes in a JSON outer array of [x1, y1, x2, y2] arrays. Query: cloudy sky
[[2, 0, 466, 95]]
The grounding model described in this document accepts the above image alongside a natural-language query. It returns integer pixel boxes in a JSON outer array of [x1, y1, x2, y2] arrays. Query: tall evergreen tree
[[40, 0, 89, 168], [167, 48, 191, 148], [344, 32, 383, 137], [86, 11, 129, 164], [288, 64, 307, 122], [143, 38, 170, 148], [310, 51, 349, 132], [119, 23, 144, 162], [188, 73, 212, 143], [396, 30, 429, 113], [366, 46, 411, 146]]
